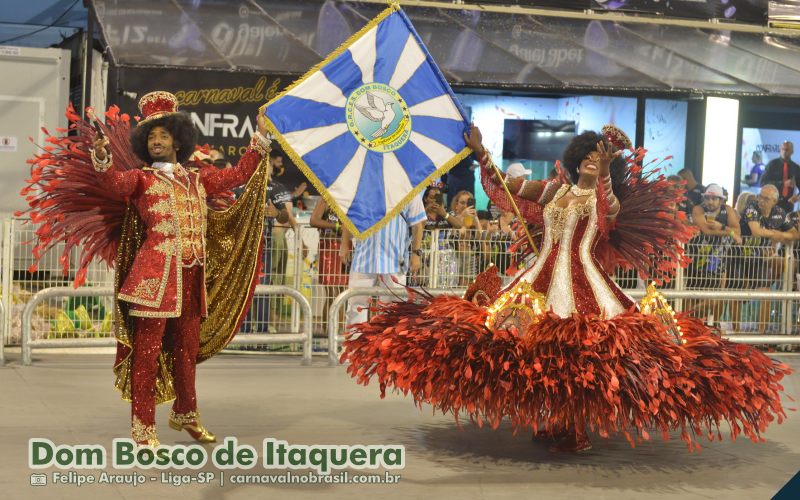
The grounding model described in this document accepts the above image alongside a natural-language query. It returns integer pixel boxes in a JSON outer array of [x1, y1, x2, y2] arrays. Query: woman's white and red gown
[[341, 153, 791, 451]]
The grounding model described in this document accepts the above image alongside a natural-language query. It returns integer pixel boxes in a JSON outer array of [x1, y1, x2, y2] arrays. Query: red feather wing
[[18, 104, 138, 287]]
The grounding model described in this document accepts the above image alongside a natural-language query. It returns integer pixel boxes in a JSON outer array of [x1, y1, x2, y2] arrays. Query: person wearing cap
[[687, 183, 741, 327], [691, 184, 742, 244], [761, 141, 800, 212], [505, 161, 532, 180], [91, 91, 273, 447]]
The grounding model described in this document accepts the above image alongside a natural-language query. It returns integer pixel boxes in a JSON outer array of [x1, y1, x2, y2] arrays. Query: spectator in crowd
[[419, 184, 461, 287], [489, 210, 517, 276], [744, 150, 765, 187], [263, 148, 298, 300], [735, 191, 755, 216], [724, 190, 759, 329], [688, 184, 742, 327], [761, 141, 800, 212], [506, 162, 532, 183], [740, 184, 798, 333], [450, 190, 481, 230], [785, 210, 800, 300], [240, 153, 291, 334], [678, 168, 705, 218], [486, 199, 501, 220], [209, 148, 231, 169], [692, 184, 742, 245], [310, 199, 348, 328], [450, 190, 481, 285], [423, 184, 461, 229], [741, 185, 796, 242], [339, 194, 425, 327], [477, 210, 492, 230], [668, 174, 690, 215], [498, 209, 516, 236]]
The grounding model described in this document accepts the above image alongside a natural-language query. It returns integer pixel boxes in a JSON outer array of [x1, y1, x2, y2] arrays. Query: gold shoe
[[168, 410, 216, 443]]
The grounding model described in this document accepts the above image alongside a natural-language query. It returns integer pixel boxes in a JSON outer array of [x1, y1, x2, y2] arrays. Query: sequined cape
[[112, 158, 270, 404]]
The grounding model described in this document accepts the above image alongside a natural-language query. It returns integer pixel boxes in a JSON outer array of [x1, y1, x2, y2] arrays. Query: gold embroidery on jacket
[[132, 278, 160, 300], [118, 254, 173, 309], [151, 220, 175, 237], [145, 181, 172, 197], [154, 239, 177, 256], [174, 175, 205, 265], [148, 199, 172, 216]]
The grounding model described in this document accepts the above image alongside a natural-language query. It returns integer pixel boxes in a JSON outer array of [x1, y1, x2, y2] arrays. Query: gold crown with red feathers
[[137, 91, 180, 126], [601, 124, 632, 150]]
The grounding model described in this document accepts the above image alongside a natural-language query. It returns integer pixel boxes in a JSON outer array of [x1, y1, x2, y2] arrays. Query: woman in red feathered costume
[[341, 124, 791, 453]]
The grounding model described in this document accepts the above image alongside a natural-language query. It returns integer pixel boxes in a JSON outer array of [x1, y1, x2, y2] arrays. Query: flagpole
[[486, 160, 539, 256]]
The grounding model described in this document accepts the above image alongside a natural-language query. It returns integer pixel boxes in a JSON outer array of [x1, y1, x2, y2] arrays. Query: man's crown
[[138, 91, 180, 126]]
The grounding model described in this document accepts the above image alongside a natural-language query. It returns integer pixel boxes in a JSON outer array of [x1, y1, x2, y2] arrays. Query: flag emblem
[[262, 5, 471, 238], [346, 83, 411, 153]]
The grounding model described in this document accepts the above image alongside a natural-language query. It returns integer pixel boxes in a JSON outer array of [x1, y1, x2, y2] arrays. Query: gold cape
[[112, 158, 270, 404]]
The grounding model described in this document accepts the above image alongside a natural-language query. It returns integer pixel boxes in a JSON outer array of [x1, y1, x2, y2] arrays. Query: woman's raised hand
[[595, 140, 622, 178], [93, 136, 109, 161]]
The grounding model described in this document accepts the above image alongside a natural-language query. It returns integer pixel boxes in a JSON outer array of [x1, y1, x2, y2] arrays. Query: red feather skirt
[[341, 294, 791, 451]]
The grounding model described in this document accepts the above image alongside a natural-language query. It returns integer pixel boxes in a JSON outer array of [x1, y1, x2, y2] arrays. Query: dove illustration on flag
[[261, 4, 471, 238]]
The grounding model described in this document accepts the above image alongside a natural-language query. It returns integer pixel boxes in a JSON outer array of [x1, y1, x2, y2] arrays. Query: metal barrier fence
[[326, 287, 463, 364], [4, 215, 800, 357], [1, 217, 10, 365], [20, 285, 313, 366], [326, 287, 800, 364]]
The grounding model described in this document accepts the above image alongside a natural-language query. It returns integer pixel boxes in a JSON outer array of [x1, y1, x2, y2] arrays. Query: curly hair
[[129, 112, 198, 164], [562, 130, 626, 189]]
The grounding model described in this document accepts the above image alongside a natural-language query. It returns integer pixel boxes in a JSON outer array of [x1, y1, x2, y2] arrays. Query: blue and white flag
[[262, 5, 471, 238]]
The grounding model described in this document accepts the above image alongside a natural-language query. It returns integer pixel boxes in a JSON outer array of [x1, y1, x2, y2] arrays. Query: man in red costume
[[92, 91, 272, 446]]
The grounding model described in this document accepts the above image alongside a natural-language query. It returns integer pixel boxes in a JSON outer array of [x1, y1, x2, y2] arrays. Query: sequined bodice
[[543, 188, 595, 243], [502, 184, 634, 318]]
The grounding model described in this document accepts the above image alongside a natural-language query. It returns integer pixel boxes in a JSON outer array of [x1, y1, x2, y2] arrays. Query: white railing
[[20, 285, 313, 366]]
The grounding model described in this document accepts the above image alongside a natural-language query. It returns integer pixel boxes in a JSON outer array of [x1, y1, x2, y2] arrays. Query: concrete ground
[[0, 349, 798, 500]]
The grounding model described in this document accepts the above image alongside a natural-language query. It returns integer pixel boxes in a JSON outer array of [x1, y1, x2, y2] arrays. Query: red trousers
[[131, 266, 202, 427]]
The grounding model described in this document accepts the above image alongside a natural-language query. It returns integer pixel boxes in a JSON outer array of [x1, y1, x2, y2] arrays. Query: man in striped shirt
[[339, 194, 426, 327]]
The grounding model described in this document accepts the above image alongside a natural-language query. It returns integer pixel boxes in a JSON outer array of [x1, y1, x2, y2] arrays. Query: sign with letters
[[112, 67, 314, 193]]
